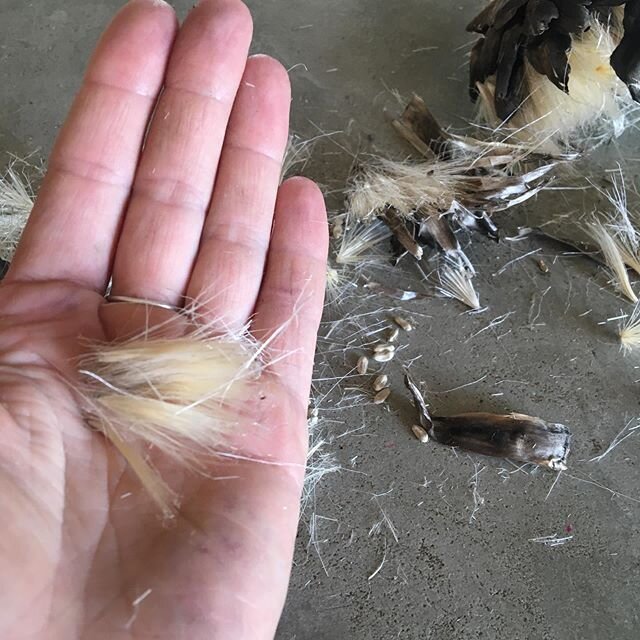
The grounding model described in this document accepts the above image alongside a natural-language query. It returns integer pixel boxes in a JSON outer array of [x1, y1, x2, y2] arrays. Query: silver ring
[[106, 295, 179, 312]]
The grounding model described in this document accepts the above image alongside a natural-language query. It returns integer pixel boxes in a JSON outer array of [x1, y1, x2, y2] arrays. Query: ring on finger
[[105, 294, 179, 313]]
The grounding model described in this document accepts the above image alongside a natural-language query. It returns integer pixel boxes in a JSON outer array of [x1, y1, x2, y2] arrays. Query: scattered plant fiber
[[0, 161, 37, 261], [620, 302, 640, 352], [436, 257, 481, 310], [585, 220, 638, 303]]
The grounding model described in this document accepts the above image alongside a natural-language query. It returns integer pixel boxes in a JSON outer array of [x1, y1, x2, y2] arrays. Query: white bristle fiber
[[0, 162, 36, 261], [348, 158, 464, 221], [436, 258, 481, 310], [585, 220, 638, 303], [619, 302, 640, 353]]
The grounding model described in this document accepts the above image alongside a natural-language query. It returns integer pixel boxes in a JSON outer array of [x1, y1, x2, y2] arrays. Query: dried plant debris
[[468, 1, 640, 148], [364, 281, 432, 301], [584, 220, 638, 302], [0, 159, 38, 262], [334, 217, 392, 266], [348, 96, 563, 275], [357, 355, 370, 375], [387, 326, 400, 342], [404, 373, 571, 470], [537, 258, 550, 273], [612, 0, 640, 99], [303, 408, 341, 515], [435, 256, 482, 310], [280, 133, 313, 182], [378, 207, 423, 260], [619, 301, 640, 351], [519, 171, 640, 302], [325, 214, 392, 305], [591, 170, 640, 276], [372, 342, 396, 362], [529, 533, 573, 547], [373, 387, 391, 404], [539, 219, 639, 300], [412, 424, 430, 443], [589, 417, 640, 461]]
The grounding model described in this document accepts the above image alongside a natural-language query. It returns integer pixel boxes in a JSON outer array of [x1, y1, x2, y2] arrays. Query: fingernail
[[130, 0, 171, 7]]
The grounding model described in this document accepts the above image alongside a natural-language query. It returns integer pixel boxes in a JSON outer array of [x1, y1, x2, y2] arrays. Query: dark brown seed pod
[[404, 373, 571, 471]]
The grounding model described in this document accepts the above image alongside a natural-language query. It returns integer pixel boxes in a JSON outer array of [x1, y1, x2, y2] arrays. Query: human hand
[[0, 1, 327, 638]]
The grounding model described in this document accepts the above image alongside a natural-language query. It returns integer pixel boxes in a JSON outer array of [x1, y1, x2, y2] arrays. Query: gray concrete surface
[[2, 1, 640, 638]]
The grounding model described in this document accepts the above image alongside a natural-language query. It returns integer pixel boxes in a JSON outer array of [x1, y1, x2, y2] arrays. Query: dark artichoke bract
[[468, 1, 639, 147]]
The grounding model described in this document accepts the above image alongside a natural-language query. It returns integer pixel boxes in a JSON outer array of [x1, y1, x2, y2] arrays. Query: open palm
[[0, 1, 327, 638]]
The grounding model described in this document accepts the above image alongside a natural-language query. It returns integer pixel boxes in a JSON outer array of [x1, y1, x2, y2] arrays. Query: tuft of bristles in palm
[[619, 302, 640, 353], [79, 317, 264, 516], [435, 257, 481, 310], [0, 163, 37, 261]]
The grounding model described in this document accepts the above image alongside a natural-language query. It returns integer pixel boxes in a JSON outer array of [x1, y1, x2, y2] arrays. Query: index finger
[[7, 0, 177, 291]]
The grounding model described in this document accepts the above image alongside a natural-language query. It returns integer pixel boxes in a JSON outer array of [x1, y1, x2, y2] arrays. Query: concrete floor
[[2, 1, 640, 638]]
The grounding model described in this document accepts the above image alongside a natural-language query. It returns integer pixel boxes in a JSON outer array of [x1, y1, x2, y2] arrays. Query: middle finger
[[110, 0, 252, 305]]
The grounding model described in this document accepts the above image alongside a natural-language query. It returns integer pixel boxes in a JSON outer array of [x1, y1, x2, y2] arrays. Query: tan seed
[[373, 343, 395, 354], [374, 388, 391, 404], [392, 315, 413, 332], [372, 374, 389, 391], [387, 327, 400, 343], [357, 355, 369, 375], [373, 350, 395, 363], [537, 259, 550, 274], [412, 425, 429, 443], [332, 217, 344, 239]]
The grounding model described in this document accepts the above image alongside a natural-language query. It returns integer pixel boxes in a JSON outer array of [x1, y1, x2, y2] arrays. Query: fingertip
[[195, 0, 254, 41], [128, 0, 175, 12], [120, 0, 178, 31], [134, 0, 172, 7], [165, 0, 253, 101], [227, 54, 292, 158], [89, 0, 178, 94], [246, 54, 292, 101], [278, 177, 328, 226]]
